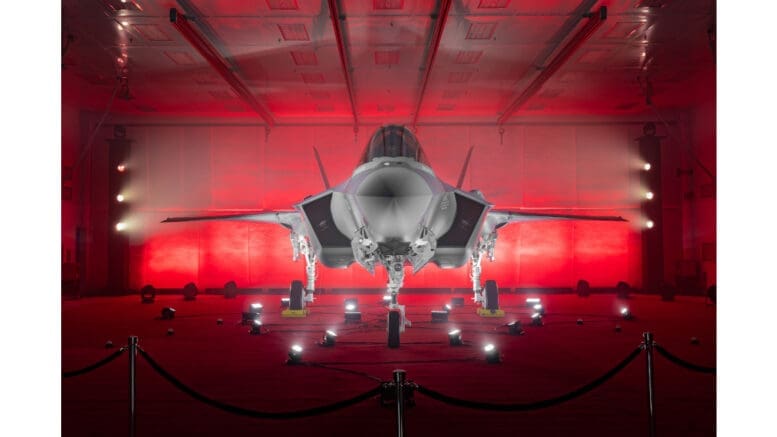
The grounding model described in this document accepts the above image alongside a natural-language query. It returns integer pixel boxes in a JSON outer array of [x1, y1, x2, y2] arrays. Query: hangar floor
[[62, 292, 715, 436]]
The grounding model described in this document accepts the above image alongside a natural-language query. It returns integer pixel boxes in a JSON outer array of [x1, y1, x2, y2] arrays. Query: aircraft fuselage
[[296, 156, 491, 275]]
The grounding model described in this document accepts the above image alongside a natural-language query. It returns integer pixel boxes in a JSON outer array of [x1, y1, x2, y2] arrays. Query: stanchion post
[[394, 369, 406, 437], [643, 332, 656, 437], [128, 336, 138, 437]]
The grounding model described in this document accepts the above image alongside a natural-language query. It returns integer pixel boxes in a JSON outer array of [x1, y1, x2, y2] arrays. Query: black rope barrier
[[315, 357, 479, 366], [654, 344, 715, 374], [62, 348, 127, 378], [307, 362, 384, 383], [138, 348, 382, 419], [415, 346, 643, 411]]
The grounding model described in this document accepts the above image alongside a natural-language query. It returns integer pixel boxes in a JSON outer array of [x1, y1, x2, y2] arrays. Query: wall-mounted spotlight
[[484, 343, 500, 363], [117, 164, 126, 172], [620, 307, 633, 320], [161, 307, 176, 320], [644, 163, 651, 171], [115, 222, 127, 232], [646, 220, 655, 229], [321, 330, 337, 347], [287, 344, 304, 365], [530, 312, 543, 326], [533, 303, 546, 315], [448, 329, 463, 346], [444, 304, 452, 312], [116, 194, 125, 203], [645, 191, 654, 200]]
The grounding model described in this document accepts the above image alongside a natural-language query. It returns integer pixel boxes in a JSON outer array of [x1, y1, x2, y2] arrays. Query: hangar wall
[[688, 93, 717, 286], [67, 119, 694, 292]]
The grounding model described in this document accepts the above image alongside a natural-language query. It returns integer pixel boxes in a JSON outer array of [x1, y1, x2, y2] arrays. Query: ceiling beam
[[411, 0, 452, 130], [497, 6, 607, 125], [169, 8, 275, 127], [327, 0, 359, 130]]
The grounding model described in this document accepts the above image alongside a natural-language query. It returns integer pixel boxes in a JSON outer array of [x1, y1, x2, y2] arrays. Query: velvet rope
[[654, 344, 715, 374], [415, 346, 643, 411], [138, 348, 382, 419], [62, 348, 126, 378]]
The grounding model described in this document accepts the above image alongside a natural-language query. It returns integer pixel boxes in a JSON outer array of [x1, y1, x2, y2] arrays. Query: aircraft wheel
[[387, 309, 401, 348], [484, 279, 499, 311], [290, 280, 305, 310]]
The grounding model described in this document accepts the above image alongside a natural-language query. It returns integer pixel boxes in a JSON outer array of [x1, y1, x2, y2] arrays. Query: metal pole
[[128, 336, 138, 437], [393, 369, 406, 437], [643, 332, 656, 437]]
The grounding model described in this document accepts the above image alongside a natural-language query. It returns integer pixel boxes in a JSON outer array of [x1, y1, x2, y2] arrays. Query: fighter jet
[[163, 125, 625, 311]]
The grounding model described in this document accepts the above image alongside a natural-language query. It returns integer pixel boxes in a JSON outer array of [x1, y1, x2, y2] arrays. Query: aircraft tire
[[484, 279, 499, 311]]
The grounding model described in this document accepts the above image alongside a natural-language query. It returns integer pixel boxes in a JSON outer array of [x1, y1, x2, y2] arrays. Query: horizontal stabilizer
[[162, 211, 300, 229], [486, 210, 626, 231]]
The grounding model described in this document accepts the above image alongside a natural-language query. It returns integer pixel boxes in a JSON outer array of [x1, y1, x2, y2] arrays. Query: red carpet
[[62, 293, 715, 436]]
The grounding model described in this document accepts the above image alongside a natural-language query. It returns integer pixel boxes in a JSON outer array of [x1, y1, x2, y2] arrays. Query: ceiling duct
[[169, 8, 274, 127], [327, 0, 359, 130], [411, 0, 452, 129], [497, 6, 607, 124]]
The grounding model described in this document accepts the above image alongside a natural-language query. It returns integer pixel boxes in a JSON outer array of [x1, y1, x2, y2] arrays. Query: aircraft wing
[[484, 209, 626, 232], [162, 211, 301, 230]]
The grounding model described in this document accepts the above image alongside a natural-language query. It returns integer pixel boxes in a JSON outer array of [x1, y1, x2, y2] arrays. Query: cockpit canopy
[[359, 125, 431, 166]]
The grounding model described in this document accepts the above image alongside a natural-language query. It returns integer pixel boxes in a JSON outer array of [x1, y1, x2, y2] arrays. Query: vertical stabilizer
[[456, 146, 474, 189], [313, 147, 331, 189]]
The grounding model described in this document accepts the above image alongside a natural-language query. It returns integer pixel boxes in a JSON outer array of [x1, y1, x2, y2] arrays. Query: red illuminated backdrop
[[58, 0, 716, 294], [79, 122, 669, 290]]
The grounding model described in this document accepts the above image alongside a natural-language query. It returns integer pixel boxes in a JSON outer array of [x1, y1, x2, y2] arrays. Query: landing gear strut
[[471, 250, 483, 304], [471, 232, 497, 305], [293, 233, 317, 303], [384, 256, 411, 328]]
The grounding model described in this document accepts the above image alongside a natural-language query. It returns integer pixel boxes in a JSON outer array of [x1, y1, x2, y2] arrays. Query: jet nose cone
[[355, 166, 432, 242]]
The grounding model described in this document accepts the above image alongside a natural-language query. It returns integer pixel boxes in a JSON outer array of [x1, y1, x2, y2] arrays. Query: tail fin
[[313, 147, 331, 189], [456, 146, 474, 189]]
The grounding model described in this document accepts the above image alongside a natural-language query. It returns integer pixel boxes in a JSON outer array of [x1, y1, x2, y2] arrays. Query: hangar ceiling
[[61, 0, 716, 124]]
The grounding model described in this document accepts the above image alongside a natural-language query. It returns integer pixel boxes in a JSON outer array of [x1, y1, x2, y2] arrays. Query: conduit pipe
[[327, 0, 359, 131], [169, 8, 274, 127], [411, 0, 452, 129], [497, 6, 607, 125]]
